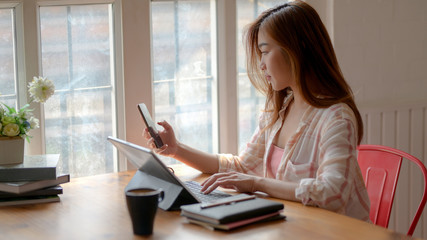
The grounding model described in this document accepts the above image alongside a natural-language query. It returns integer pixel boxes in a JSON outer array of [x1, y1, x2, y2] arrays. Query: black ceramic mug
[[125, 188, 164, 235]]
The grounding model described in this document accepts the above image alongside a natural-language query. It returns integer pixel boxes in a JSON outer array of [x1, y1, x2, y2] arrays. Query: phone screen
[[138, 103, 164, 148]]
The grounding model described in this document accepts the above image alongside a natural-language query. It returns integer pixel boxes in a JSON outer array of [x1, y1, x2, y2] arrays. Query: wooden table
[[0, 165, 415, 240]]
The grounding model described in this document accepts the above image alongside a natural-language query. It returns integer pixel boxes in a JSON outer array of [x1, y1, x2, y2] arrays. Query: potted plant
[[0, 76, 55, 165]]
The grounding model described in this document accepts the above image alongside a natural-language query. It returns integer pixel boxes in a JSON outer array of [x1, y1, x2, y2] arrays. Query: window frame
[[216, 0, 238, 154], [0, 2, 26, 109], [14, 0, 126, 170]]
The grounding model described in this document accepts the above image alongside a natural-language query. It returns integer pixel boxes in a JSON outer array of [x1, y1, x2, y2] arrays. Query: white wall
[[332, 0, 427, 108]]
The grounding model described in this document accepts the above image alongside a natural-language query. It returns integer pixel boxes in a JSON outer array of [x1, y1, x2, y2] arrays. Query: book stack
[[0, 154, 70, 206], [180, 194, 285, 230]]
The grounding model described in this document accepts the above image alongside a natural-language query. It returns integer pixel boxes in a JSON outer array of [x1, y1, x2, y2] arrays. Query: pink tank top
[[267, 144, 284, 177]]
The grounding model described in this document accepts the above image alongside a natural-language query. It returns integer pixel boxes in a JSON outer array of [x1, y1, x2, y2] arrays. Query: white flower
[[29, 117, 39, 129], [28, 76, 55, 103], [2, 123, 20, 137]]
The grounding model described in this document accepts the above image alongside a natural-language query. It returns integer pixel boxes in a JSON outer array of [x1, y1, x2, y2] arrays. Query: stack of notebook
[[0, 154, 70, 206], [180, 194, 285, 230]]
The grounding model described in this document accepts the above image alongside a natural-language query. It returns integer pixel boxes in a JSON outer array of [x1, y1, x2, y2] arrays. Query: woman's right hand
[[143, 120, 178, 158]]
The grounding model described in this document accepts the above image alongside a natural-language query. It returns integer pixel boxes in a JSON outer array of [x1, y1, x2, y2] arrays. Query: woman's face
[[258, 28, 294, 91]]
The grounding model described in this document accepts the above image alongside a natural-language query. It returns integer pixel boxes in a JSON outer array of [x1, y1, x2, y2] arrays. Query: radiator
[[360, 103, 427, 238]]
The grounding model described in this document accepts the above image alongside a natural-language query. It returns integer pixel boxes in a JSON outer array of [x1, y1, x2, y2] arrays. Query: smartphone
[[137, 103, 164, 148]]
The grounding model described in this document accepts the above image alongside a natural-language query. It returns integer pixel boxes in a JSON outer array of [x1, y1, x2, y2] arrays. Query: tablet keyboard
[[184, 181, 231, 203]]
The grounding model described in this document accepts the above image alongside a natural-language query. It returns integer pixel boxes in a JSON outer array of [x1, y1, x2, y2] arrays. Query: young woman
[[144, 1, 370, 221]]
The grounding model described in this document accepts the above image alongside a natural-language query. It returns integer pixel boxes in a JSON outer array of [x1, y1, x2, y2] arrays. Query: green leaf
[[3, 104, 17, 114]]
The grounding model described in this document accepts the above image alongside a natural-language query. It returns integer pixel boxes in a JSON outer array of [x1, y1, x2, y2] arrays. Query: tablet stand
[[125, 170, 198, 210]]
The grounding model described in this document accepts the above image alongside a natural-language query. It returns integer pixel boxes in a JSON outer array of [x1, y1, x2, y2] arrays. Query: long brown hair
[[244, 1, 363, 144]]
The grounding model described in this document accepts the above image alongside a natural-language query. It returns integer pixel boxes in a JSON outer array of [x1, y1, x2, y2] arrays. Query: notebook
[[107, 136, 231, 210], [180, 195, 284, 224]]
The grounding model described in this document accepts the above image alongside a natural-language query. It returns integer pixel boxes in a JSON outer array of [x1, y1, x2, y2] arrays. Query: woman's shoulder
[[314, 103, 357, 122]]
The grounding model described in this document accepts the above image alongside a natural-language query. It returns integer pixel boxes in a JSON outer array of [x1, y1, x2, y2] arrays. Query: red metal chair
[[357, 145, 427, 236]]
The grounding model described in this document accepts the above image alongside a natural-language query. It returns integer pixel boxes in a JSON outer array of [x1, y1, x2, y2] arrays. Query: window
[[39, 3, 117, 177], [0, 1, 121, 178], [0, 7, 17, 108], [151, 0, 217, 163]]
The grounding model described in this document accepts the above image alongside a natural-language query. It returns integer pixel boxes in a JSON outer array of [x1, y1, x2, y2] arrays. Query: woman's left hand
[[200, 172, 259, 194]]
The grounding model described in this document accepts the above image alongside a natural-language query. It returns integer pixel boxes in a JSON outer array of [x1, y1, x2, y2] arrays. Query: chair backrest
[[357, 145, 427, 236]]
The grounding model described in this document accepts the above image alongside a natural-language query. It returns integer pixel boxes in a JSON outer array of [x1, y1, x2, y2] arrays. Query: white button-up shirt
[[217, 92, 370, 221]]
